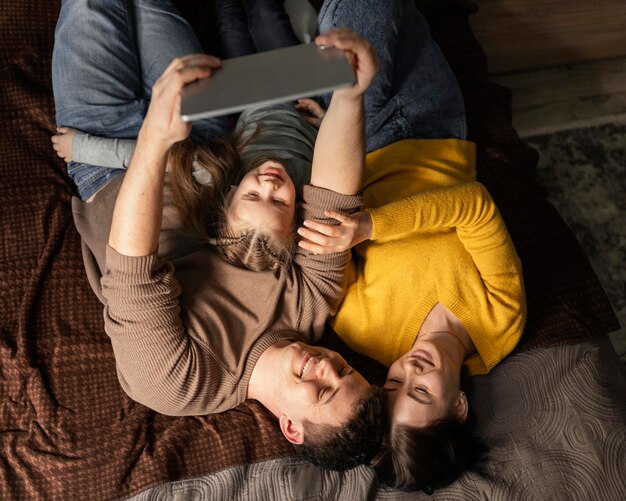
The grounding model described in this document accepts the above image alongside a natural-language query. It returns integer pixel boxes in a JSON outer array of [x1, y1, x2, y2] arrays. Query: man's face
[[272, 342, 370, 443], [385, 339, 467, 428]]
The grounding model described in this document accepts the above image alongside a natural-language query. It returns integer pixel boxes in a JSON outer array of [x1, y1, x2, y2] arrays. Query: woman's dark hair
[[371, 405, 487, 493], [295, 386, 388, 471]]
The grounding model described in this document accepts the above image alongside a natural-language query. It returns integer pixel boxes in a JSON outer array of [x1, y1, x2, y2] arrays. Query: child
[[52, 0, 317, 271]]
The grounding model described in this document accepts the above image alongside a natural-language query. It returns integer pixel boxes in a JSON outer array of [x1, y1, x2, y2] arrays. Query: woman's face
[[227, 161, 297, 240], [384, 340, 467, 428]]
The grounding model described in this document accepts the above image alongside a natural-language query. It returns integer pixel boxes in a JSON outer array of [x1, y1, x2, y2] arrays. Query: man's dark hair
[[295, 386, 388, 471], [370, 409, 487, 493]]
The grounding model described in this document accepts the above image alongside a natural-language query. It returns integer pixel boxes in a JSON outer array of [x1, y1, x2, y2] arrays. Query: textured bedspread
[[0, 0, 622, 500]]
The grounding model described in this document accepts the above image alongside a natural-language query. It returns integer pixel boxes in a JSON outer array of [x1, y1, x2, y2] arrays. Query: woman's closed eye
[[272, 198, 287, 207], [244, 191, 260, 200]]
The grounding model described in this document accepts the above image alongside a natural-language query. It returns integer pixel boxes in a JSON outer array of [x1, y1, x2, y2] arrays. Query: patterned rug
[[525, 122, 626, 370]]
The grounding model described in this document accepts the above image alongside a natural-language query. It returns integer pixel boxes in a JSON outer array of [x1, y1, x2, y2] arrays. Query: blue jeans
[[317, 0, 467, 152], [52, 0, 230, 201], [214, 0, 300, 58]]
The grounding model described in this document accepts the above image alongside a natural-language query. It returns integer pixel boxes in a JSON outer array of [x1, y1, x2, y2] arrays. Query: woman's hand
[[315, 28, 378, 101], [140, 54, 222, 149], [297, 210, 373, 254], [51, 127, 78, 162]]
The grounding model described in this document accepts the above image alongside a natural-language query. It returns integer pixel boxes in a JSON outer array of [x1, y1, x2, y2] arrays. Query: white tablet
[[180, 43, 354, 122]]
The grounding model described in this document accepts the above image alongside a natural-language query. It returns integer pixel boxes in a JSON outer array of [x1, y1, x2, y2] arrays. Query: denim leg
[[214, 0, 299, 58], [52, 0, 146, 138], [52, 0, 144, 200], [134, 0, 230, 141], [52, 0, 229, 200], [317, 0, 466, 151], [214, 0, 257, 58], [242, 0, 300, 52]]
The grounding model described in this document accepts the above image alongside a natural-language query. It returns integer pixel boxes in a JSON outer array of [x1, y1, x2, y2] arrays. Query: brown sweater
[[72, 175, 362, 416]]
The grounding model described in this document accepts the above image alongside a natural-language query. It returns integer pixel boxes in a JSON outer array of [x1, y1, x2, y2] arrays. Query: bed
[[1, 0, 624, 499]]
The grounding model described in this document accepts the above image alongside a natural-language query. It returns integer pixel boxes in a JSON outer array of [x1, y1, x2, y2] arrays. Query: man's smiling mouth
[[300, 354, 316, 378]]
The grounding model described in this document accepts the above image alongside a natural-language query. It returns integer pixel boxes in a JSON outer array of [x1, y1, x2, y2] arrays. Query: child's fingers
[[56, 126, 69, 133], [296, 98, 325, 116], [301, 116, 319, 126]]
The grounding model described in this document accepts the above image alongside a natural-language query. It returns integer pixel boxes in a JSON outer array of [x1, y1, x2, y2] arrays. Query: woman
[[294, 0, 527, 492]]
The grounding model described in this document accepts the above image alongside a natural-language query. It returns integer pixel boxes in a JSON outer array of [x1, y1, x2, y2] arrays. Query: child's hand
[[295, 98, 326, 127], [297, 210, 373, 254], [51, 127, 78, 162]]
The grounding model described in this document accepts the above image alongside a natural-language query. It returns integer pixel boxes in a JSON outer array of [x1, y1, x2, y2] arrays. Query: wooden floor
[[469, 0, 626, 74], [467, 0, 626, 136], [490, 56, 626, 137]]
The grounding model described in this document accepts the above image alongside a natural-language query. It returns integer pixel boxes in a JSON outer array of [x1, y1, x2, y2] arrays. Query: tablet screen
[[181, 43, 354, 121]]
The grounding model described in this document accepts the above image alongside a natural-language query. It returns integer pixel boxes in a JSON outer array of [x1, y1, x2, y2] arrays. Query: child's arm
[[309, 29, 378, 196], [52, 127, 136, 168]]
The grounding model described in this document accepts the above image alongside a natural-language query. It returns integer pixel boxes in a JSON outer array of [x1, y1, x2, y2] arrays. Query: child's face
[[227, 161, 297, 240]]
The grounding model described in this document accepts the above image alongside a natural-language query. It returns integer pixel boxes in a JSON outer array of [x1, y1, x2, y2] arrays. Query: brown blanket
[[0, 0, 619, 499]]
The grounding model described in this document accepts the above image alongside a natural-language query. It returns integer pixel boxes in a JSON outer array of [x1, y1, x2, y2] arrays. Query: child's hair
[[168, 136, 298, 272], [210, 228, 295, 272]]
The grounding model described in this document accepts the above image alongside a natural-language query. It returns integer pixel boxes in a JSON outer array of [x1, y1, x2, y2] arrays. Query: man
[[53, 0, 385, 471]]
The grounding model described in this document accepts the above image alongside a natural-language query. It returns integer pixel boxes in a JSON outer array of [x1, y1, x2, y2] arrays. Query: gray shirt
[[72, 103, 318, 193]]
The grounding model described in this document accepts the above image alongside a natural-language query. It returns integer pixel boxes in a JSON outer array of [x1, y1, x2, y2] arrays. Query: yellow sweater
[[331, 139, 526, 375]]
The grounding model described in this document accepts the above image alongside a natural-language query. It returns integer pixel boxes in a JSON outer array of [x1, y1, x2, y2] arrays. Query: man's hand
[[140, 54, 222, 149], [315, 28, 378, 101], [51, 126, 78, 162], [297, 210, 373, 254]]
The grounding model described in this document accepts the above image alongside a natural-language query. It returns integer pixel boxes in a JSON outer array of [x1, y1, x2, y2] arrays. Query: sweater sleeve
[[369, 182, 522, 277], [294, 185, 363, 339], [100, 245, 233, 416], [73, 133, 136, 168], [369, 182, 526, 373]]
